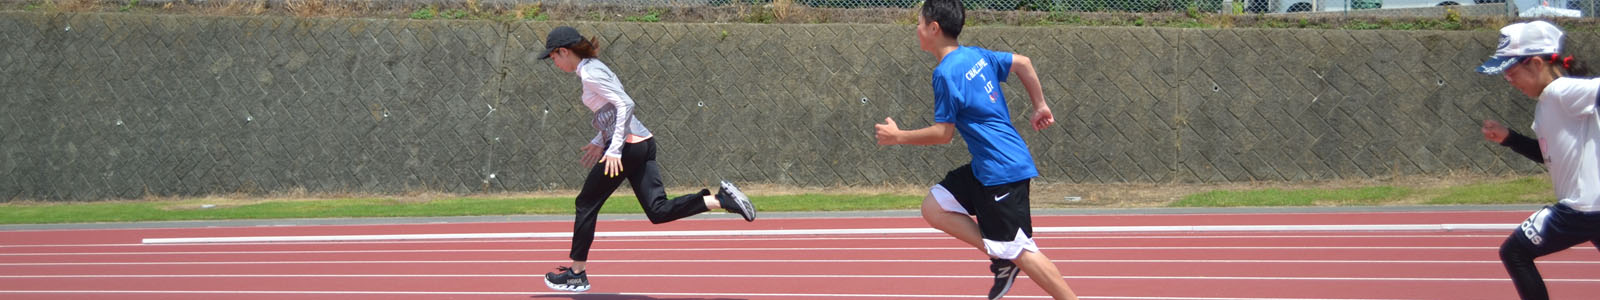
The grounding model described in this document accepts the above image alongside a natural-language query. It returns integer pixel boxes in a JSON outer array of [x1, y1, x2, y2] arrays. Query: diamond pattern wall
[[0, 12, 1546, 200]]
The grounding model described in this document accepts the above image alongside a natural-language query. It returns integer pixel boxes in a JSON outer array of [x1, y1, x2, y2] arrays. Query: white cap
[[1478, 20, 1564, 75]]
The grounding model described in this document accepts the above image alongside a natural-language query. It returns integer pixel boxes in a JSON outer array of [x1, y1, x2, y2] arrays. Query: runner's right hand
[[580, 144, 603, 167], [1482, 120, 1509, 144]]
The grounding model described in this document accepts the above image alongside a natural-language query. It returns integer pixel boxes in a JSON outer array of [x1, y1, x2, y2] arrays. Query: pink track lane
[[0, 211, 1530, 246], [2, 210, 1596, 300]]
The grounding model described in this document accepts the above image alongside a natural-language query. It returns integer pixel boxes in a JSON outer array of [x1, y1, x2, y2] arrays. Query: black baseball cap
[[538, 26, 584, 60]]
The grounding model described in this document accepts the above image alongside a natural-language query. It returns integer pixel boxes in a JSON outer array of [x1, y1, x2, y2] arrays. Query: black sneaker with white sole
[[988, 258, 1020, 300], [716, 180, 756, 222], [544, 266, 590, 292]]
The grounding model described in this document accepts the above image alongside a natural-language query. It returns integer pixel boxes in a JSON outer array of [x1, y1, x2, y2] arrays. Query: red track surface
[[2, 210, 1596, 299]]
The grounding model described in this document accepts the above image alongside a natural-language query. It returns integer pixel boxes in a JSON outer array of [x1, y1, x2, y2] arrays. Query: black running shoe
[[988, 258, 1020, 300], [717, 180, 756, 222], [544, 266, 590, 292]]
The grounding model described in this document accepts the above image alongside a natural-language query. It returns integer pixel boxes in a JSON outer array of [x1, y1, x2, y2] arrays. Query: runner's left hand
[[602, 156, 623, 178]]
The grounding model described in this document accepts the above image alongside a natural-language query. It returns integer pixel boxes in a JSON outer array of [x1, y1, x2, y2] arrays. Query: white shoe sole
[[544, 279, 590, 292], [722, 181, 756, 221]]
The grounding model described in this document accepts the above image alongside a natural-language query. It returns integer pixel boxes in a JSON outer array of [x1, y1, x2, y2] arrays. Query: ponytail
[[565, 37, 602, 59], [1549, 53, 1592, 77]]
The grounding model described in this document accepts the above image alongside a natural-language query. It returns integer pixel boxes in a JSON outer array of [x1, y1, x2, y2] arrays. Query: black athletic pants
[[1499, 203, 1600, 300], [569, 139, 710, 262]]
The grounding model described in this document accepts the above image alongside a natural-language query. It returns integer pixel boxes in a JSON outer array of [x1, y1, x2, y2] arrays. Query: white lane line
[[141, 224, 1518, 244], [0, 290, 1419, 300], [2, 259, 1597, 266], [1, 234, 1512, 249], [0, 246, 1509, 256], [2, 274, 1598, 283]]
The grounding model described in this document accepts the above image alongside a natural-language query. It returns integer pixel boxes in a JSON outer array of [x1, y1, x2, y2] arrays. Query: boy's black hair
[[921, 0, 964, 39]]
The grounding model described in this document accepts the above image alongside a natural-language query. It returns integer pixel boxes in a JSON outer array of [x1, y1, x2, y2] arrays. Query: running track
[[1, 210, 1597, 299]]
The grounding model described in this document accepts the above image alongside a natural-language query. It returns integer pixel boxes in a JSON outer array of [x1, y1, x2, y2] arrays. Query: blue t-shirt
[[932, 46, 1039, 186]]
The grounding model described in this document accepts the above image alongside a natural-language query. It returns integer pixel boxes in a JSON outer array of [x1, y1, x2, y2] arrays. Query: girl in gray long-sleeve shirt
[[536, 26, 756, 293]]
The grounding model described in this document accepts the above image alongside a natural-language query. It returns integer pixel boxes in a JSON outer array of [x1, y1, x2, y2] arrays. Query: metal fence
[[9, 0, 1583, 17], [525, 0, 1575, 17], [677, 0, 1229, 11]]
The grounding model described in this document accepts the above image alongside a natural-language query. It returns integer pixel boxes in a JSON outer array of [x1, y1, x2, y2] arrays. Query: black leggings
[[1499, 204, 1600, 300], [568, 139, 709, 262], [1501, 236, 1551, 300]]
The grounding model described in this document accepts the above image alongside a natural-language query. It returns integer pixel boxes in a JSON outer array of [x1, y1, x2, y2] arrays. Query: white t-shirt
[[1532, 77, 1600, 212]]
